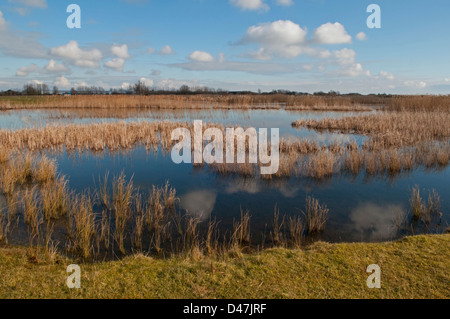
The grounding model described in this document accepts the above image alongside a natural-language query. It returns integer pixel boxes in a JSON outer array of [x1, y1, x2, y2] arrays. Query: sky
[[0, 0, 449, 94]]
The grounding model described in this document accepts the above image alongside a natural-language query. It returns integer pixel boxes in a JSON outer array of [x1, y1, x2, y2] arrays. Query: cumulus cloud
[[0, 11, 8, 31], [139, 77, 154, 87], [313, 22, 352, 44], [404, 80, 427, 89], [120, 82, 132, 90], [104, 58, 126, 71], [160, 45, 174, 55], [111, 44, 130, 59], [54, 76, 70, 88], [275, 0, 293, 6], [148, 45, 174, 55], [44, 59, 69, 73], [189, 51, 215, 62], [230, 0, 269, 11], [16, 63, 39, 76], [50, 40, 102, 68], [241, 20, 307, 59], [356, 32, 368, 41], [8, 0, 47, 8], [332, 48, 370, 77], [378, 71, 395, 80]]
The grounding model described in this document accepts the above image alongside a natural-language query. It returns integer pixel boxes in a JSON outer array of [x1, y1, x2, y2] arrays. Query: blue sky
[[0, 0, 449, 93]]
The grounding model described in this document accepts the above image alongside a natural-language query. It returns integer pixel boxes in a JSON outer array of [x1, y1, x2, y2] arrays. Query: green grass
[[0, 235, 448, 299]]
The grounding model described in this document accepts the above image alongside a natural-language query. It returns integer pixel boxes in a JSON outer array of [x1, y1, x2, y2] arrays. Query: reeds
[[410, 187, 441, 224], [112, 172, 134, 255], [33, 155, 57, 183], [70, 193, 96, 259], [301, 196, 329, 234], [41, 176, 70, 220], [230, 209, 251, 252], [293, 111, 450, 149], [0, 94, 380, 111]]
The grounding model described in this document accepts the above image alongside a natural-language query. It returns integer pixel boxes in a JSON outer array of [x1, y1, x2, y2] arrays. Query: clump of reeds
[[183, 216, 201, 259], [301, 196, 329, 234], [0, 167, 17, 195], [33, 155, 57, 183], [410, 187, 441, 224], [230, 209, 251, 253], [0, 147, 11, 164], [271, 205, 285, 246], [304, 151, 336, 179], [12, 154, 33, 184], [288, 215, 304, 248], [112, 172, 134, 255], [23, 187, 42, 246], [41, 176, 70, 220], [70, 193, 96, 259], [0, 208, 9, 244]]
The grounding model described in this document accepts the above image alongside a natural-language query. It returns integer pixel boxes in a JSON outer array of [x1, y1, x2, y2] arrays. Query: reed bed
[[293, 111, 450, 149], [0, 95, 377, 111], [410, 187, 442, 224], [388, 95, 450, 112]]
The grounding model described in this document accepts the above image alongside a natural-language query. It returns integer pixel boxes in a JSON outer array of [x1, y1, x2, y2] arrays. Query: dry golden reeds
[[301, 196, 329, 234]]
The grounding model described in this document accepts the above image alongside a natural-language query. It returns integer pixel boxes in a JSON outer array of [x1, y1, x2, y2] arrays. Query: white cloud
[[241, 20, 307, 59], [160, 45, 174, 55], [378, 71, 395, 80], [139, 77, 154, 87], [16, 63, 39, 76], [121, 82, 132, 90], [111, 44, 130, 59], [275, 0, 293, 6], [148, 45, 175, 55], [189, 51, 215, 62], [313, 22, 352, 44], [332, 48, 369, 77], [8, 0, 47, 8], [50, 40, 102, 68], [230, 0, 269, 11], [54, 76, 70, 88], [356, 32, 368, 41], [104, 58, 126, 71], [0, 11, 8, 31], [44, 59, 69, 73], [333, 48, 357, 65], [404, 80, 427, 89]]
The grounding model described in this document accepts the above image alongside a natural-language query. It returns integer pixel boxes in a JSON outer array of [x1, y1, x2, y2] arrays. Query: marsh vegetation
[[0, 94, 448, 261]]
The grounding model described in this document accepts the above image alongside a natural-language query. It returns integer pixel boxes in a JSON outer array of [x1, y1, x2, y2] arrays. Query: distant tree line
[[0, 80, 395, 98]]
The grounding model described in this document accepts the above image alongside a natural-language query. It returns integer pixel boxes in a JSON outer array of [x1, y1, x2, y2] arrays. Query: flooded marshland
[[0, 106, 448, 259]]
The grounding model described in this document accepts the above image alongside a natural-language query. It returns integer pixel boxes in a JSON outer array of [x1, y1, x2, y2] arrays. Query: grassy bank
[[0, 234, 448, 299]]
